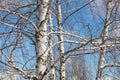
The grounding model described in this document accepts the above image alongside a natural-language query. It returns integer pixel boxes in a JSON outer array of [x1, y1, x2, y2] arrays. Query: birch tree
[[96, 0, 111, 79], [48, 6, 56, 80], [0, 0, 95, 79], [92, 0, 120, 80], [56, 0, 66, 80], [35, 0, 51, 79], [2, 0, 120, 80]]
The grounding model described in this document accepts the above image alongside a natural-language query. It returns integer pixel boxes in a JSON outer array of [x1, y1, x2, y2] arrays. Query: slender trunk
[[56, 0, 66, 80], [96, 1, 111, 80], [35, 0, 49, 80], [48, 9, 56, 80], [96, 48, 106, 80]]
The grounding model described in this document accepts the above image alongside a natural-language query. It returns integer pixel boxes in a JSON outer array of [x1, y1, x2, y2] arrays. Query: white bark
[[56, 0, 66, 80], [96, 1, 111, 80], [36, 0, 49, 80], [48, 9, 56, 80]]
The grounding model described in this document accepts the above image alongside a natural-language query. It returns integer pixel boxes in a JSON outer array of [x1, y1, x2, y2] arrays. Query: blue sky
[[1, 0, 120, 80]]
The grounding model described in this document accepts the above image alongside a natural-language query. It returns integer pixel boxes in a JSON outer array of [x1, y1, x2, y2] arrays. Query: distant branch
[[0, 6, 38, 31], [62, 0, 95, 25]]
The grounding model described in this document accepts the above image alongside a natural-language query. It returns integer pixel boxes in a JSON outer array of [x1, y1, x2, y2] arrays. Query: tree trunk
[[48, 8, 56, 80], [35, 0, 49, 80], [56, 0, 66, 80], [96, 1, 111, 80]]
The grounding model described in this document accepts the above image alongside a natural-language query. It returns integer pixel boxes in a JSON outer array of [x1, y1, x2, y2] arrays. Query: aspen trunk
[[35, 0, 49, 80], [56, 0, 66, 80]]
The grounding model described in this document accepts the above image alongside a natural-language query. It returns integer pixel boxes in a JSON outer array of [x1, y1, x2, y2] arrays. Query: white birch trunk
[[36, 0, 49, 80], [96, 1, 111, 80], [48, 9, 56, 80], [56, 0, 66, 80]]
